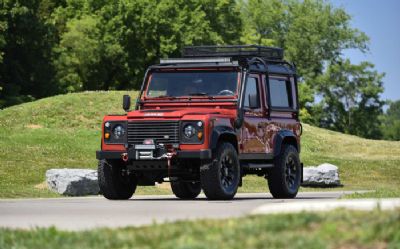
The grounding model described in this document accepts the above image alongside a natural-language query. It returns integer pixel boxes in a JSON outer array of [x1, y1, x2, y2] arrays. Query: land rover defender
[[96, 45, 303, 200]]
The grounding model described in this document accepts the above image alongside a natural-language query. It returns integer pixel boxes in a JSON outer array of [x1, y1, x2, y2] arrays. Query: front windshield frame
[[144, 69, 240, 99]]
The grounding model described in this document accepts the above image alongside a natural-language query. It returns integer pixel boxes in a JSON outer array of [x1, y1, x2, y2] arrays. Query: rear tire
[[98, 159, 137, 200], [267, 145, 301, 198], [171, 181, 201, 199], [200, 142, 240, 200]]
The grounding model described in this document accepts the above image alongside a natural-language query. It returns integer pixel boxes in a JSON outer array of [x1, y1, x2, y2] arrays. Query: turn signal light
[[104, 133, 110, 139], [197, 131, 203, 140]]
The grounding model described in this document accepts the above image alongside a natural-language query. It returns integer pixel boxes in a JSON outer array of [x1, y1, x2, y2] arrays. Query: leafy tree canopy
[[381, 100, 400, 140]]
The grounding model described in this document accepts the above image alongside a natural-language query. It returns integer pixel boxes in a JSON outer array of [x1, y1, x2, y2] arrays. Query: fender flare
[[273, 129, 299, 157], [209, 126, 238, 153]]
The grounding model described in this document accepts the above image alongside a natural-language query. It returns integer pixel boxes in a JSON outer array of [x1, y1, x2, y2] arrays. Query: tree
[[380, 100, 400, 140], [0, 0, 62, 108], [314, 59, 384, 139], [52, 0, 242, 92], [240, 0, 368, 80], [239, 0, 370, 122]]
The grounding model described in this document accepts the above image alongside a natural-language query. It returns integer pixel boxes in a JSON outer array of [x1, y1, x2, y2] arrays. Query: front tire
[[171, 181, 201, 199], [267, 145, 301, 198], [200, 142, 240, 200], [98, 159, 137, 200]]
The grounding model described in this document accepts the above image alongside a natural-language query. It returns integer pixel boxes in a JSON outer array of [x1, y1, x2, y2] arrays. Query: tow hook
[[166, 152, 176, 176], [166, 152, 176, 168], [121, 153, 128, 162]]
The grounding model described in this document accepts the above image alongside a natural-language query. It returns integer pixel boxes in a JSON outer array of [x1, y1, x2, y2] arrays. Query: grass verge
[[1, 91, 399, 198], [0, 209, 399, 249]]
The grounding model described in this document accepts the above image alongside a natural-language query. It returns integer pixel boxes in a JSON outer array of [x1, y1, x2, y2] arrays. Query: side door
[[264, 75, 300, 152], [239, 74, 266, 155]]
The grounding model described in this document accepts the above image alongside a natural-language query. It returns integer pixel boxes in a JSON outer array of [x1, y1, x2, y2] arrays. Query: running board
[[242, 163, 274, 169]]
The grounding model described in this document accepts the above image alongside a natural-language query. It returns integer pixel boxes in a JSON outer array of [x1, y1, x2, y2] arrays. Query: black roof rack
[[183, 45, 284, 61]]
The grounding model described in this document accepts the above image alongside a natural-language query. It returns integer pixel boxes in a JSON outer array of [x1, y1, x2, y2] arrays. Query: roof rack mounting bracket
[[182, 45, 284, 61]]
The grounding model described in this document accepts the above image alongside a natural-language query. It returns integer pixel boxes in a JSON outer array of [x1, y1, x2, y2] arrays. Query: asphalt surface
[[0, 191, 369, 231]]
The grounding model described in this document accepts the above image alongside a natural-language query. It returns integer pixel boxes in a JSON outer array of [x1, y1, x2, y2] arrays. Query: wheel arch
[[210, 126, 238, 153], [273, 130, 299, 157]]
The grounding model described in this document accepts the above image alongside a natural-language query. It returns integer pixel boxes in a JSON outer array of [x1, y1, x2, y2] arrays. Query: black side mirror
[[248, 94, 259, 109], [123, 95, 131, 112]]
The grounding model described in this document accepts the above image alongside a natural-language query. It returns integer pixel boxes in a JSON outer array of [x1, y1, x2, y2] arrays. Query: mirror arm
[[235, 69, 248, 129]]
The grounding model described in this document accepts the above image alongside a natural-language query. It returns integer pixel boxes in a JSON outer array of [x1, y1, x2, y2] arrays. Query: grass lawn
[[1, 91, 400, 198], [0, 209, 399, 249]]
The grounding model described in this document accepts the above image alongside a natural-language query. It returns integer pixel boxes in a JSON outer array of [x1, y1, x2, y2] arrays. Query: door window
[[243, 77, 260, 109]]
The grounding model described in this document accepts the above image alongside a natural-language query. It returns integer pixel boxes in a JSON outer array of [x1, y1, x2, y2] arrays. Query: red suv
[[96, 45, 303, 200]]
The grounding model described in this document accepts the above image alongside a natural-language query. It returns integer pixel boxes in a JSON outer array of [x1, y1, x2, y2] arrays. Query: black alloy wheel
[[200, 142, 240, 200], [285, 154, 298, 192], [267, 145, 301, 198]]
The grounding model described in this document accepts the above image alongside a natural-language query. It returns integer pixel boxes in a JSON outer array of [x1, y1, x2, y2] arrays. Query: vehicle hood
[[127, 108, 234, 119]]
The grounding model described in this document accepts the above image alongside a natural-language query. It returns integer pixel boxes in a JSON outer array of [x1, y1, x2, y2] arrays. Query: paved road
[[0, 191, 363, 231]]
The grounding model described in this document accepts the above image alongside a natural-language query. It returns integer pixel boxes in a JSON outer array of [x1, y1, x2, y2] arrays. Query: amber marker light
[[104, 133, 110, 139], [197, 131, 203, 140]]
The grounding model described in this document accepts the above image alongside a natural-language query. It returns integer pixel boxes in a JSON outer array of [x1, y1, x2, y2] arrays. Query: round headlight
[[113, 125, 125, 139], [184, 124, 196, 138]]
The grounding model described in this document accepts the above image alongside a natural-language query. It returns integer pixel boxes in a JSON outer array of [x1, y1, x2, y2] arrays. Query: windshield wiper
[[188, 92, 209, 96], [156, 95, 177, 99]]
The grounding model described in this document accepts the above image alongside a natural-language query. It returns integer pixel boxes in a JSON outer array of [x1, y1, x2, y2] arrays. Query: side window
[[269, 78, 292, 108], [244, 77, 260, 109]]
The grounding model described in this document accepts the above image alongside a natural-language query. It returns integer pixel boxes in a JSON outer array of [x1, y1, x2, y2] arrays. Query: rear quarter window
[[269, 78, 292, 108]]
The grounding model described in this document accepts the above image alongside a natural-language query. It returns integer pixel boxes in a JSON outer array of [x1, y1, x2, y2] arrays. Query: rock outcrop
[[302, 163, 341, 187], [46, 169, 99, 196]]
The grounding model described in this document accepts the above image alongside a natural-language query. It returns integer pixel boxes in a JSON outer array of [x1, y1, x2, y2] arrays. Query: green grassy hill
[[0, 91, 399, 198]]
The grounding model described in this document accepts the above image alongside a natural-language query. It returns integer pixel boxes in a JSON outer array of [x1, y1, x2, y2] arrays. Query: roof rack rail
[[183, 45, 284, 61]]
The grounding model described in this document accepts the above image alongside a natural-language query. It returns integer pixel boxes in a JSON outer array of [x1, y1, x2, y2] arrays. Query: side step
[[242, 163, 274, 169]]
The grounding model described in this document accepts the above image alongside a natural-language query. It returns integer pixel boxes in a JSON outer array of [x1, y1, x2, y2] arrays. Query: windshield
[[146, 71, 238, 98]]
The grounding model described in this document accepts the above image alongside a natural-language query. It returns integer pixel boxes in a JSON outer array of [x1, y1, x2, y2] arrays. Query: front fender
[[210, 126, 238, 153]]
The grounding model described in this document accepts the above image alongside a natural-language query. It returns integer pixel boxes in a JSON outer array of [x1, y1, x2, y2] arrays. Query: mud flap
[[300, 162, 303, 183]]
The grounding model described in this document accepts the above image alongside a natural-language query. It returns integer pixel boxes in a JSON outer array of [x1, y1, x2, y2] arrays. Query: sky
[[331, 0, 400, 102]]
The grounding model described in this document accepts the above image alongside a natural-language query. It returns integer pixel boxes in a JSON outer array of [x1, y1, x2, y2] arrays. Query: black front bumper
[[96, 149, 212, 160]]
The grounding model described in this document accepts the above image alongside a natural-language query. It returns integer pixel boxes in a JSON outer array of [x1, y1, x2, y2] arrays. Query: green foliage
[[52, 0, 242, 92], [240, 0, 368, 80], [0, 0, 241, 107], [312, 59, 385, 139], [0, 0, 61, 108], [381, 100, 400, 140], [1, 209, 400, 248]]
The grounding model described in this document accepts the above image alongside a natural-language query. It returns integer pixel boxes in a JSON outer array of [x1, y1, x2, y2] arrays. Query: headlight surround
[[181, 121, 204, 144], [104, 121, 127, 144]]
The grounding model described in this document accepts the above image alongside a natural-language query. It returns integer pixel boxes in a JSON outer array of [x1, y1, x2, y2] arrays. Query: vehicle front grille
[[127, 121, 180, 145]]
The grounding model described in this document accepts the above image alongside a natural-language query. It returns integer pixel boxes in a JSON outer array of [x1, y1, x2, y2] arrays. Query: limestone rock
[[46, 169, 99, 196], [302, 163, 341, 187]]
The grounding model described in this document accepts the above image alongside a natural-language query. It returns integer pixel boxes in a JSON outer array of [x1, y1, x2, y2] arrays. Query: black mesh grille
[[127, 121, 180, 145]]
